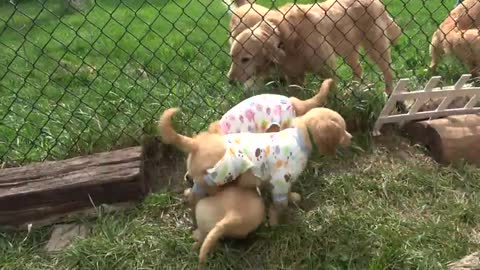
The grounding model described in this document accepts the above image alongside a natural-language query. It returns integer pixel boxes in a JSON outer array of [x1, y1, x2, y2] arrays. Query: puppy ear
[[262, 35, 286, 64], [208, 121, 222, 134], [312, 120, 343, 156], [340, 131, 352, 147], [258, 20, 287, 64]]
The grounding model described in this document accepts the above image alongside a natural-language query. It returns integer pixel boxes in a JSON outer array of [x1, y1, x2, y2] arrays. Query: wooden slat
[[378, 107, 480, 124], [373, 74, 480, 135], [436, 75, 471, 111], [408, 76, 441, 115]]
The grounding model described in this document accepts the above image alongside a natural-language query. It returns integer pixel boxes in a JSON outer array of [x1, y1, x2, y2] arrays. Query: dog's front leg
[[184, 184, 208, 228], [268, 201, 288, 226], [269, 178, 291, 225]]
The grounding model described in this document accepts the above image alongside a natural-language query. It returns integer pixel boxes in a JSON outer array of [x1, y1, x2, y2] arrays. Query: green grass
[[2, 0, 480, 269], [2, 139, 480, 269], [0, 0, 468, 164]]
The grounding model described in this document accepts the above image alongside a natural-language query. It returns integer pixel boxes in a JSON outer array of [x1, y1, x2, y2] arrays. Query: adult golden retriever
[[227, 0, 402, 94], [430, 0, 480, 76]]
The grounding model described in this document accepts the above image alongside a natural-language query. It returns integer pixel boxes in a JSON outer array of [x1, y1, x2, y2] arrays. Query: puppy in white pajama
[[202, 128, 310, 205], [161, 107, 352, 225]]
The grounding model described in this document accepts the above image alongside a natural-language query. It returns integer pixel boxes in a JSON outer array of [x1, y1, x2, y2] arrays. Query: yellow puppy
[[189, 185, 265, 265]]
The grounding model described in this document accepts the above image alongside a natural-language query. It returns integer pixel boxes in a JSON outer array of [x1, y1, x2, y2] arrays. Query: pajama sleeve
[[203, 151, 254, 186]]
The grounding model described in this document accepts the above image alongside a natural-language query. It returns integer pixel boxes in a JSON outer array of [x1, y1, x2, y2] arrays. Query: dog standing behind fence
[[430, 0, 480, 76], [225, 0, 402, 94]]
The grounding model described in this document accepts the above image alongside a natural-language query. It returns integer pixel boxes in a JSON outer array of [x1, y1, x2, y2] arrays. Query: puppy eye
[[241, 57, 250, 63]]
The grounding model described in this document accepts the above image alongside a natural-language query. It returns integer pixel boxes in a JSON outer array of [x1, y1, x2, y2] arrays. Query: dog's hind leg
[[429, 31, 445, 74], [363, 37, 394, 95], [344, 48, 363, 81]]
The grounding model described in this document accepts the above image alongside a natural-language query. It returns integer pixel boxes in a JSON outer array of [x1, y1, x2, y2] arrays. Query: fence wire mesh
[[0, 0, 472, 165]]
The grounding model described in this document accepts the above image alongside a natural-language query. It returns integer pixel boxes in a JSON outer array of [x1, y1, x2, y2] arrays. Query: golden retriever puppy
[[208, 78, 334, 134], [430, 0, 480, 74], [227, 0, 401, 94], [183, 176, 301, 227], [190, 185, 265, 265], [431, 29, 480, 76], [159, 107, 351, 225]]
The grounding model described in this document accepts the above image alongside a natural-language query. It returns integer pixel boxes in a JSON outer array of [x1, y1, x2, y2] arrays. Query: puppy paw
[[192, 242, 201, 251], [183, 188, 193, 203], [268, 216, 279, 226], [288, 192, 302, 204], [184, 188, 192, 197]]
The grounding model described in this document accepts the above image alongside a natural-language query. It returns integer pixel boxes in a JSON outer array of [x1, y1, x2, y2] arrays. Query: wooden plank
[[407, 76, 441, 115], [389, 87, 480, 100], [0, 162, 140, 198], [0, 146, 146, 226], [379, 107, 480, 124], [404, 114, 480, 164], [0, 147, 142, 183]]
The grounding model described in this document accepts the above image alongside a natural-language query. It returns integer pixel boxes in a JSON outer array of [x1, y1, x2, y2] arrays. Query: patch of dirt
[[142, 137, 187, 194], [373, 124, 427, 161]]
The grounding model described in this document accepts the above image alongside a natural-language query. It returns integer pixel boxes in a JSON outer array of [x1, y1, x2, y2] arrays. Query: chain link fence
[[0, 0, 467, 166]]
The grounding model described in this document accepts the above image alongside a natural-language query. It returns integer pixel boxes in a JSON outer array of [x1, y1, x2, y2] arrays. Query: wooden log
[[0, 146, 146, 227], [404, 114, 480, 164]]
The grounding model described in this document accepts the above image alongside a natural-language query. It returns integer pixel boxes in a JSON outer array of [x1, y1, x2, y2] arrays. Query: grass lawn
[[3, 135, 480, 269], [0, 0, 468, 164], [1, 0, 480, 269]]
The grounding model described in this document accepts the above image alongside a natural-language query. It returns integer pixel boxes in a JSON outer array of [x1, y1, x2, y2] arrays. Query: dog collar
[[203, 174, 217, 186], [295, 128, 312, 155], [191, 182, 207, 197]]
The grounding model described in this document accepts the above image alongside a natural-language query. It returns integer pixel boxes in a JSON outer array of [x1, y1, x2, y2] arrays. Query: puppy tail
[[159, 108, 197, 153], [290, 78, 334, 116], [199, 215, 239, 264]]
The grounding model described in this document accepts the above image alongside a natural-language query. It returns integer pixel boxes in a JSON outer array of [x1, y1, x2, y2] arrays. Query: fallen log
[[0, 146, 146, 227], [404, 114, 480, 164]]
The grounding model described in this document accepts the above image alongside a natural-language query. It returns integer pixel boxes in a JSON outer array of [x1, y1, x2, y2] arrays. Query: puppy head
[[228, 19, 286, 84], [299, 108, 352, 156]]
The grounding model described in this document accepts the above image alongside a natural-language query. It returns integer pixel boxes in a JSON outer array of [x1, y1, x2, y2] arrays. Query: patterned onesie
[[219, 94, 295, 134], [202, 128, 310, 203]]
